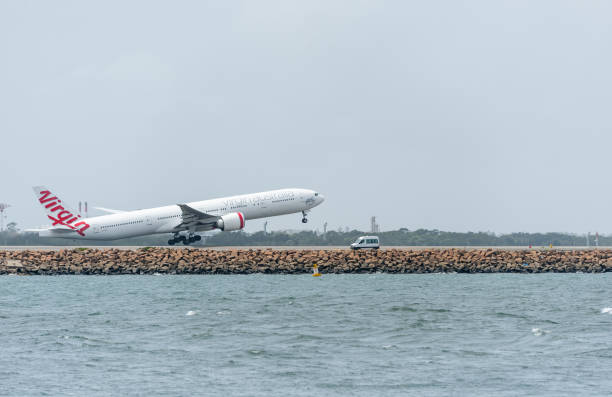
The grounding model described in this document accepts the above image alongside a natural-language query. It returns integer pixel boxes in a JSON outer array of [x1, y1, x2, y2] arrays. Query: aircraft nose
[[317, 194, 325, 203]]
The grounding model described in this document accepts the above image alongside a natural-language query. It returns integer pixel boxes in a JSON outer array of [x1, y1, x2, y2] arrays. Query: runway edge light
[[312, 264, 321, 277]]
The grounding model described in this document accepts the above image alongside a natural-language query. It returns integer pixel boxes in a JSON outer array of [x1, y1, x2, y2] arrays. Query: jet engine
[[216, 212, 245, 231]]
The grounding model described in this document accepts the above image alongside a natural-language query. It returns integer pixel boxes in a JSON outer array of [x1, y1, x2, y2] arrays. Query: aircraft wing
[[176, 204, 219, 230]]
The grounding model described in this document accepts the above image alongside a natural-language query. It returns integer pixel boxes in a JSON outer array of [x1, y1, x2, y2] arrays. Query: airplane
[[28, 186, 325, 245]]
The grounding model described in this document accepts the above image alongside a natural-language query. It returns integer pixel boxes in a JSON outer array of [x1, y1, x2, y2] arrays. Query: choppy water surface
[[1, 274, 612, 396]]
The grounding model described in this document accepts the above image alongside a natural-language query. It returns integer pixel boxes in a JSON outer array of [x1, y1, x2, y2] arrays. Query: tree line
[[0, 229, 606, 247]]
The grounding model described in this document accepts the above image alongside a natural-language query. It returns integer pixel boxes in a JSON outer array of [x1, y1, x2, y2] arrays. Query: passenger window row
[[158, 215, 181, 220], [102, 220, 143, 229], [271, 198, 295, 203]]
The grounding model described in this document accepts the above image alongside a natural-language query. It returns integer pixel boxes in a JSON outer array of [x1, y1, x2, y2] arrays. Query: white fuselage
[[41, 188, 324, 240]]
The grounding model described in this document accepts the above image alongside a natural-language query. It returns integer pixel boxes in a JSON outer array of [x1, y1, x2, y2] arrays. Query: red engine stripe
[[238, 212, 244, 228]]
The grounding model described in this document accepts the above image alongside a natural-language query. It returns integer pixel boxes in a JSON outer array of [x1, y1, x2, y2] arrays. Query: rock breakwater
[[1, 248, 612, 275]]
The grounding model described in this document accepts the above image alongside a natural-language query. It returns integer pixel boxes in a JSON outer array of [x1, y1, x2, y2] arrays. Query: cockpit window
[[314, 193, 319, 196]]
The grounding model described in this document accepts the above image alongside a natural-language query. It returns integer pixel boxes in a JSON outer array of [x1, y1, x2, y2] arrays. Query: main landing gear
[[168, 233, 202, 245], [301, 210, 308, 224]]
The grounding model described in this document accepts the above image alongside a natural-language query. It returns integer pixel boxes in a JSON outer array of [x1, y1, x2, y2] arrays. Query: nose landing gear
[[301, 210, 308, 224]]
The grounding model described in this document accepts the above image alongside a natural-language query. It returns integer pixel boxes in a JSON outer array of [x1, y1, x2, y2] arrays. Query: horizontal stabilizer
[[47, 228, 79, 234], [94, 207, 126, 214], [24, 228, 49, 233], [24, 227, 79, 235]]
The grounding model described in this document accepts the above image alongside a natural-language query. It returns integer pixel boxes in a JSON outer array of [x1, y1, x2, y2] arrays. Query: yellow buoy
[[312, 264, 321, 277]]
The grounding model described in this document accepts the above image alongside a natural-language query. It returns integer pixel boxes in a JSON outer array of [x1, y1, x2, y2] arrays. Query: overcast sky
[[1, 1, 611, 234]]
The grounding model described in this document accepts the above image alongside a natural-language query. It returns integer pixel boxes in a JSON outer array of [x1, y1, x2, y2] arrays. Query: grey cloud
[[1, 1, 611, 234]]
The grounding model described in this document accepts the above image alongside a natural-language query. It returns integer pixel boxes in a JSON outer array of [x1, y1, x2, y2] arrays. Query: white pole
[[586, 232, 590, 247]]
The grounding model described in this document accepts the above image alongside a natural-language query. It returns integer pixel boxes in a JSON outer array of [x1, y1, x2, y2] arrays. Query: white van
[[350, 236, 380, 250]]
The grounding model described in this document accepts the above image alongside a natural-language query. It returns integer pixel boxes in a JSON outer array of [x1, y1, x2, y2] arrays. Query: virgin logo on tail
[[38, 190, 90, 236]]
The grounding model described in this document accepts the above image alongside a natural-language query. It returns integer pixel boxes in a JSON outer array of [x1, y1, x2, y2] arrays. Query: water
[[1, 274, 612, 396]]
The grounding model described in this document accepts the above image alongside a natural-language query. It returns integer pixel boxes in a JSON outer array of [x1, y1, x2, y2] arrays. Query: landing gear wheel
[[168, 232, 183, 246], [302, 218, 308, 224], [194, 235, 202, 241]]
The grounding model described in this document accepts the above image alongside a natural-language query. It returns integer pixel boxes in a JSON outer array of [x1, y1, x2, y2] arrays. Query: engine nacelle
[[216, 212, 245, 231]]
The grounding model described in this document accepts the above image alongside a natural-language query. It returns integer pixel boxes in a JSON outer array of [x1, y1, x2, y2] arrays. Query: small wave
[[186, 310, 198, 316], [531, 328, 549, 336], [292, 334, 324, 341], [601, 308, 612, 314], [410, 319, 428, 329], [458, 349, 490, 357], [216, 311, 230, 315], [390, 306, 417, 312], [495, 312, 527, 319]]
